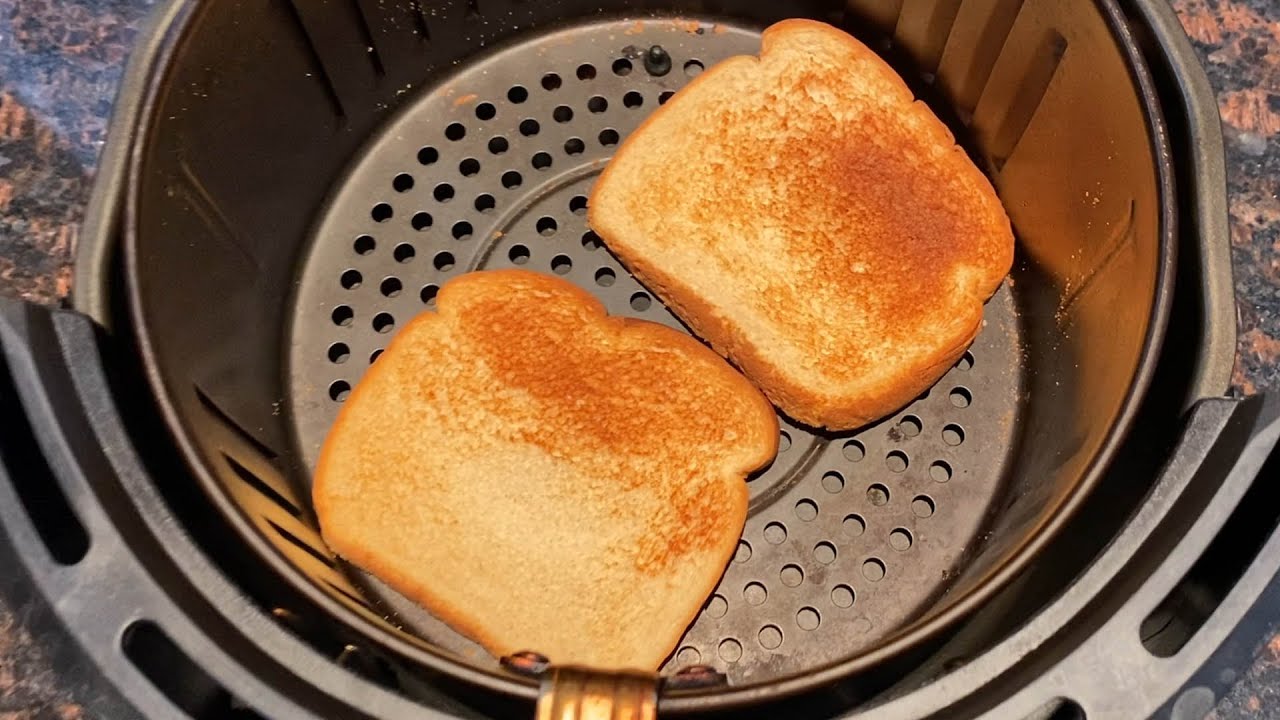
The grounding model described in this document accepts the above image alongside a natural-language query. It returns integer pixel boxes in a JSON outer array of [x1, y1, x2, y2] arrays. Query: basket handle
[[536, 666, 658, 720]]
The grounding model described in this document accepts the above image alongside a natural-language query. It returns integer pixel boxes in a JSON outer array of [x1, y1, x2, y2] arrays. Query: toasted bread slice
[[313, 270, 777, 670], [589, 19, 1014, 430]]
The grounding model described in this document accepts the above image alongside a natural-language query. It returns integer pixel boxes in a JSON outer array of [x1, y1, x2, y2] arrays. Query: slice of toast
[[313, 270, 777, 670], [589, 19, 1014, 430]]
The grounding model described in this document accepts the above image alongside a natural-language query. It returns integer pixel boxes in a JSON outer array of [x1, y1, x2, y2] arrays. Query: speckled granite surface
[[0, 0, 1277, 717], [1175, 0, 1280, 399]]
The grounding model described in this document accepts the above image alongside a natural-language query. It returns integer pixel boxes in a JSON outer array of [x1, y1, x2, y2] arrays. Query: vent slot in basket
[[0, 351, 89, 565], [123, 619, 265, 720]]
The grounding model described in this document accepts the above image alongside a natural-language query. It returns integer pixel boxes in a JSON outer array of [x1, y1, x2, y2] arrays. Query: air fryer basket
[[123, 0, 1170, 710]]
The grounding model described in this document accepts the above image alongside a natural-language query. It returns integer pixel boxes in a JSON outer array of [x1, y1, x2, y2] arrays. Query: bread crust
[[314, 270, 777, 669], [590, 19, 1014, 429]]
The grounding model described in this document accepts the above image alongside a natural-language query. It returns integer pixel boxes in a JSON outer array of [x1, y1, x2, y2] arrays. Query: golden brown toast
[[589, 19, 1015, 430], [313, 270, 777, 670]]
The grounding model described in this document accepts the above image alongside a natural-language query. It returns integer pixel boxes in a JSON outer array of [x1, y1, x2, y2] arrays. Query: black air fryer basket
[[2, 0, 1278, 718]]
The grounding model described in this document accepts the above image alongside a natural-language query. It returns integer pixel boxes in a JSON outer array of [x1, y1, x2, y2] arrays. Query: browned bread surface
[[589, 19, 1015, 429], [313, 269, 778, 670]]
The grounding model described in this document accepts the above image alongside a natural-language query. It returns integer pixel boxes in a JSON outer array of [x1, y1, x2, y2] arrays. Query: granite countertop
[[0, 0, 1277, 717]]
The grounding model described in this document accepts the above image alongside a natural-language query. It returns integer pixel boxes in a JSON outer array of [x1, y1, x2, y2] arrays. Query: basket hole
[[843, 439, 866, 462], [676, 647, 701, 666], [957, 351, 974, 371], [1036, 700, 1085, 720], [943, 424, 966, 446], [475, 194, 496, 213], [372, 313, 395, 334], [502, 171, 523, 189], [684, 59, 704, 77], [340, 269, 362, 289], [843, 514, 866, 536], [541, 72, 562, 91], [452, 222, 473, 241], [898, 415, 922, 437], [706, 594, 728, 619], [445, 122, 466, 141], [794, 498, 818, 521], [759, 625, 783, 650], [489, 136, 510, 155], [380, 277, 402, 297], [393, 173, 414, 192], [434, 183, 455, 202], [594, 267, 615, 286], [371, 203, 393, 222], [764, 522, 787, 545], [394, 243, 416, 263], [612, 58, 633, 76], [778, 430, 792, 452], [577, 63, 597, 80], [629, 291, 651, 311], [890, 528, 913, 551], [411, 212, 433, 231], [520, 119, 540, 137], [508, 85, 528, 103], [743, 582, 767, 606], [950, 387, 973, 408], [434, 251, 456, 271], [814, 541, 837, 565], [659, 90, 674, 105], [420, 284, 439, 306], [353, 235, 375, 255], [599, 129, 620, 146], [718, 639, 743, 663], [930, 461, 953, 483], [734, 540, 752, 563], [551, 255, 573, 275], [537, 216, 558, 236], [332, 305, 354, 326], [554, 105, 573, 123], [886, 451, 909, 473], [780, 563, 803, 587], [863, 558, 886, 582], [564, 137, 586, 155], [532, 152, 553, 170], [867, 484, 890, 506], [459, 158, 481, 177], [582, 230, 603, 251], [418, 146, 439, 165], [588, 96, 608, 113], [796, 607, 821, 631], [569, 195, 588, 215], [821, 471, 844, 494], [624, 91, 644, 108], [329, 380, 351, 402], [912, 495, 936, 518], [509, 245, 531, 265], [328, 343, 350, 364], [475, 102, 496, 121], [370, 348, 384, 363], [831, 585, 855, 609]]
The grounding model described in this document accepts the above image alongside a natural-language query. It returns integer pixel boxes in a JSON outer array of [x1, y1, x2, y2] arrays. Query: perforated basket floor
[[286, 17, 1022, 684]]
